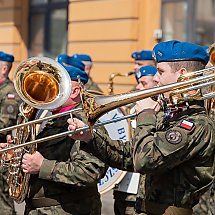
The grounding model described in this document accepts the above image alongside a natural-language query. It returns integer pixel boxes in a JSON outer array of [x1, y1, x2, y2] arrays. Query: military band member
[[7, 66, 106, 215], [113, 66, 157, 215], [0, 51, 21, 215], [112, 50, 156, 215], [193, 45, 215, 215], [135, 66, 157, 90], [56, 53, 86, 71], [71, 54, 103, 92], [68, 40, 215, 215], [0, 52, 21, 141], [131, 50, 155, 72]]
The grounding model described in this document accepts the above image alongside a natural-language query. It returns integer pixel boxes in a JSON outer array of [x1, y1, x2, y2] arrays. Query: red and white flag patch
[[7, 94, 15, 99], [179, 120, 194, 130]]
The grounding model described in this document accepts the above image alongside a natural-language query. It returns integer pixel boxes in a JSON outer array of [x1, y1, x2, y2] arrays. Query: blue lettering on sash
[[118, 127, 127, 141], [111, 113, 119, 120], [99, 167, 118, 186]]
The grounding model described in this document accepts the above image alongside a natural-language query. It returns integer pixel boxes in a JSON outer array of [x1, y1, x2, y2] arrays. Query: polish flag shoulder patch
[[179, 120, 194, 130], [7, 94, 15, 99]]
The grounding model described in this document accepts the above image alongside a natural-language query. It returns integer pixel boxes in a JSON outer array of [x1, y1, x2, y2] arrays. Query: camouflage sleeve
[[39, 147, 107, 186], [0, 92, 20, 141], [86, 128, 134, 171], [0, 95, 20, 128], [133, 110, 214, 174]]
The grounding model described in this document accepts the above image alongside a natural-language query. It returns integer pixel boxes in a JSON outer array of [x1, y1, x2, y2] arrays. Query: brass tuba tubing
[[0, 113, 136, 153], [0, 107, 82, 133]]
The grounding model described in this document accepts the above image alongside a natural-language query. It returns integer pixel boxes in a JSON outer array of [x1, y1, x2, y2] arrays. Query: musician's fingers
[[6, 135, 13, 144]]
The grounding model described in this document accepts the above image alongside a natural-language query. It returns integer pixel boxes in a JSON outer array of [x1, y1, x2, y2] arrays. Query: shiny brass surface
[[209, 43, 215, 65], [1, 52, 215, 167], [15, 59, 61, 105], [7, 103, 38, 203], [1, 57, 71, 203], [108, 72, 135, 95], [23, 71, 59, 103], [82, 67, 215, 126]]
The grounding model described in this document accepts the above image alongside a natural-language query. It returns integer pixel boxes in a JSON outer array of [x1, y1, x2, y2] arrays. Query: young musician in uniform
[[68, 40, 215, 215]]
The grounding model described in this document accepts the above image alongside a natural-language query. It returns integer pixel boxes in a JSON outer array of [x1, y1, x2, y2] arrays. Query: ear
[[178, 67, 187, 75], [2, 65, 8, 75], [71, 86, 80, 99]]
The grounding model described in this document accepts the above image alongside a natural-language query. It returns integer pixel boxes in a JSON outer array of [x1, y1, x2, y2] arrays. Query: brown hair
[[167, 61, 205, 72]]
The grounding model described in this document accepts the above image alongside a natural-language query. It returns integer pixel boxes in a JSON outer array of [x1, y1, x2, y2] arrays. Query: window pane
[[31, 0, 48, 6], [162, 1, 188, 41], [29, 14, 45, 57], [50, 9, 67, 58], [195, 0, 215, 45]]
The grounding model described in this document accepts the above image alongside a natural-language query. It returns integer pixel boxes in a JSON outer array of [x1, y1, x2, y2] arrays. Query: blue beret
[[72, 54, 92, 62], [131, 50, 153, 61], [0, 51, 14, 62], [135, 66, 157, 81], [153, 40, 209, 64], [56, 54, 85, 70], [202, 46, 209, 52], [62, 65, 88, 84], [202, 46, 209, 57]]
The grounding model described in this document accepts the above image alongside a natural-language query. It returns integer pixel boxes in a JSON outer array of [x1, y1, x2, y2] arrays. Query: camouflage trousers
[[193, 186, 215, 215], [0, 170, 16, 215], [24, 193, 102, 215]]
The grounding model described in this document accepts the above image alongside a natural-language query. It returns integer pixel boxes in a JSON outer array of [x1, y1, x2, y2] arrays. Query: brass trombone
[[1, 59, 215, 153]]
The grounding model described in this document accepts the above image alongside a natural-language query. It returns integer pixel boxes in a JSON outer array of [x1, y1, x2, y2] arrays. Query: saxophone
[[1, 57, 72, 203], [7, 103, 38, 203], [108, 72, 135, 95]]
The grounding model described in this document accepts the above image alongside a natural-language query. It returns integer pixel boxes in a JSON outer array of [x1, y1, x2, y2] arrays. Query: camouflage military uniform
[[85, 77, 103, 93], [87, 102, 215, 214], [24, 104, 107, 215], [0, 79, 21, 141], [0, 78, 21, 215], [193, 180, 215, 215]]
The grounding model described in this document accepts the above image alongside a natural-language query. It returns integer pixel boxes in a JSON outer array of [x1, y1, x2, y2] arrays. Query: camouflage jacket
[[0, 79, 21, 141], [26, 104, 106, 214], [0, 79, 20, 215], [85, 77, 103, 93], [89, 102, 215, 208]]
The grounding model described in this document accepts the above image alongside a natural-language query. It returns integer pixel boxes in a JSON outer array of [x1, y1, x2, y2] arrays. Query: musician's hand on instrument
[[6, 135, 13, 144], [0, 143, 7, 157], [67, 118, 92, 143], [22, 151, 44, 174], [135, 98, 160, 114], [0, 135, 15, 159]]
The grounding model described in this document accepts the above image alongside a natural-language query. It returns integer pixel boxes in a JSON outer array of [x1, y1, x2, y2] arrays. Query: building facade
[[0, 0, 215, 94]]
